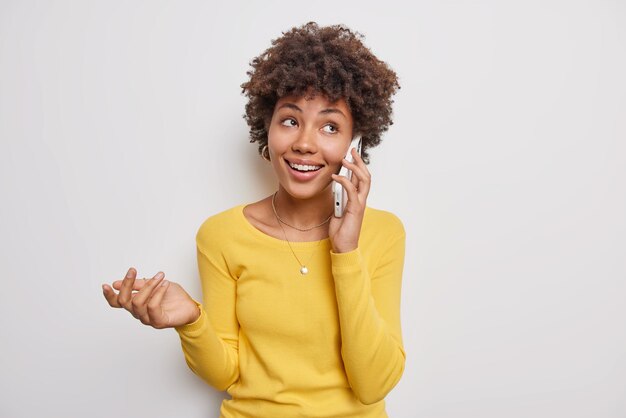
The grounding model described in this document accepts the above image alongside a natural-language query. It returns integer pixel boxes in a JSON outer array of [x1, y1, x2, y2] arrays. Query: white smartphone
[[333, 136, 362, 217]]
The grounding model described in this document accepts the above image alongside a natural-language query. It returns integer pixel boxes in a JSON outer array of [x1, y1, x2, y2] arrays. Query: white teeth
[[289, 162, 321, 172]]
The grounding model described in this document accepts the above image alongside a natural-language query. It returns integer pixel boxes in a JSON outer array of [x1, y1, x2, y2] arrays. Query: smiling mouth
[[288, 161, 323, 172]]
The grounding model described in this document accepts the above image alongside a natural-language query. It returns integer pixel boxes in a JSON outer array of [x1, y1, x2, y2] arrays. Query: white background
[[1, 1, 625, 417]]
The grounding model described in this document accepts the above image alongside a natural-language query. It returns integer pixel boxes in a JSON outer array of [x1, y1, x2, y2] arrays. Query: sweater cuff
[[174, 301, 205, 335], [330, 248, 363, 275]]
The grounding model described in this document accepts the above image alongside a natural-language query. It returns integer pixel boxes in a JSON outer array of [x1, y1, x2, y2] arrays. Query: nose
[[291, 127, 317, 154]]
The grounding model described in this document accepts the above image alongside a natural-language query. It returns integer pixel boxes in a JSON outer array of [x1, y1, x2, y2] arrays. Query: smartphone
[[333, 136, 362, 217]]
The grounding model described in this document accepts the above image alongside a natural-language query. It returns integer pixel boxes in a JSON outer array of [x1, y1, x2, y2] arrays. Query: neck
[[273, 187, 333, 229]]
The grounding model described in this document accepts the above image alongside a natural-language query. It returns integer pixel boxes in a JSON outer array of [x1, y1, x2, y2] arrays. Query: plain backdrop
[[1, 1, 625, 417]]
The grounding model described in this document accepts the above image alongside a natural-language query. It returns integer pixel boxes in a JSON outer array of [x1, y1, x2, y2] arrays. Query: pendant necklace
[[271, 192, 327, 275]]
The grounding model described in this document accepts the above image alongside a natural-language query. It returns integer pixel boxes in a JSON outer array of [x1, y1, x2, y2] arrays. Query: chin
[[281, 181, 332, 201]]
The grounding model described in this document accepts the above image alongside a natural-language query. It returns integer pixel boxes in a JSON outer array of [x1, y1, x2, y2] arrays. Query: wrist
[[332, 244, 357, 253], [331, 241, 358, 254], [188, 301, 201, 324], [175, 302, 204, 333]]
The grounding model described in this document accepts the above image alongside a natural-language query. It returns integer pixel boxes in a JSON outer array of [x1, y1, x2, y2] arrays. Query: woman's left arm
[[329, 150, 406, 405], [330, 224, 406, 405]]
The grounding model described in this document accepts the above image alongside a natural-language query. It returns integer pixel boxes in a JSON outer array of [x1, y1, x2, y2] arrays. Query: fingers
[[147, 280, 171, 329], [116, 267, 137, 311], [103, 267, 151, 309], [103, 267, 136, 308], [103, 268, 171, 328], [102, 283, 122, 308], [332, 149, 371, 212], [332, 172, 354, 192], [348, 148, 371, 196], [332, 172, 361, 215], [102, 267, 169, 328], [112, 278, 149, 291], [340, 152, 370, 191], [131, 272, 165, 324]]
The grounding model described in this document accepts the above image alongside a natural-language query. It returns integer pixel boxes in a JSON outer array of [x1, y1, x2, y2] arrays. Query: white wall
[[1, 1, 625, 417]]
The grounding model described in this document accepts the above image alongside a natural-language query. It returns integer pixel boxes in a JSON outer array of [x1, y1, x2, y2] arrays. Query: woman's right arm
[[174, 241, 240, 391], [102, 242, 240, 391]]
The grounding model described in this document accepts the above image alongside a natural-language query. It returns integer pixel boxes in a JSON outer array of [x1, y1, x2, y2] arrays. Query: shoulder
[[360, 207, 405, 251], [363, 207, 405, 238], [196, 205, 245, 246], [360, 207, 406, 262]]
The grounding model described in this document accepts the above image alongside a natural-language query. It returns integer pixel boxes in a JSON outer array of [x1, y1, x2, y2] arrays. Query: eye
[[281, 118, 298, 127], [322, 124, 338, 134]]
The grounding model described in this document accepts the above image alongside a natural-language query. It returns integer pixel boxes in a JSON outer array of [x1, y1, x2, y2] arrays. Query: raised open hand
[[102, 267, 200, 329]]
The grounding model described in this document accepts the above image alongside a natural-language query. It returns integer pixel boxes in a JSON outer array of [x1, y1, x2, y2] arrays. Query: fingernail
[[161, 280, 168, 286], [155, 272, 164, 280], [126, 268, 134, 278]]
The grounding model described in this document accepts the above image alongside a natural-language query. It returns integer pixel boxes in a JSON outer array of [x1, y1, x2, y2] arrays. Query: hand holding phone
[[333, 136, 362, 217]]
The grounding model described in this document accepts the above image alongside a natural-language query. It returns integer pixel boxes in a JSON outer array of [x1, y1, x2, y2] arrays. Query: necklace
[[271, 193, 325, 275], [271, 192, 332, 232]]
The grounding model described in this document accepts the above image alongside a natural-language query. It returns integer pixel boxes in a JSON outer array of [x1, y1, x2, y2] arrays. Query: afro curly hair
[[241, 22, 400, 163]]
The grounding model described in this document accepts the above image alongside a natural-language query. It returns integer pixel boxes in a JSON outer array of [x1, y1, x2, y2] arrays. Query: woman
[[103, 22, 405, 418]]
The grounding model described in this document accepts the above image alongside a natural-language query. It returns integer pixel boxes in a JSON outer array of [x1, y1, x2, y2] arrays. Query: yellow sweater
[[175, 205, 405, 418]]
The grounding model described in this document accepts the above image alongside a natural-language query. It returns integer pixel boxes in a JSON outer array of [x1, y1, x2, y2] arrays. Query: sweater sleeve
[[174, 234, 239, 391], [330, 223, 406, 405]]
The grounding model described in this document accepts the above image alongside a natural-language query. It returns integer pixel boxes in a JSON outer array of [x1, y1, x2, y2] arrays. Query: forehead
[[274, 94, 350, 114]]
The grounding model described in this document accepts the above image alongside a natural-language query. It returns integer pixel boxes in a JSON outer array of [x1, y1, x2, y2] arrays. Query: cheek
[[267, 127, 284, 154], [323, 142, 350, 165]]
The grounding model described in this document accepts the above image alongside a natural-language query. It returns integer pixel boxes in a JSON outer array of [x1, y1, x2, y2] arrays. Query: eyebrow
[[277, 103, 347, 118]]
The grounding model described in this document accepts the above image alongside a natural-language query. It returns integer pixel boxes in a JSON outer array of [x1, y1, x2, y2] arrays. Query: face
[[267, 94, 354, 200]]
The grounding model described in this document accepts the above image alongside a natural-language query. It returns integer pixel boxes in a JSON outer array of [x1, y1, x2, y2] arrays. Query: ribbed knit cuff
[[330, 248, 363, 275]]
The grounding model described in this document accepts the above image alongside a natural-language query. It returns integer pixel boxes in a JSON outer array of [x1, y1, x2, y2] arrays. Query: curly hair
[[240, 22, 400, 163]]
